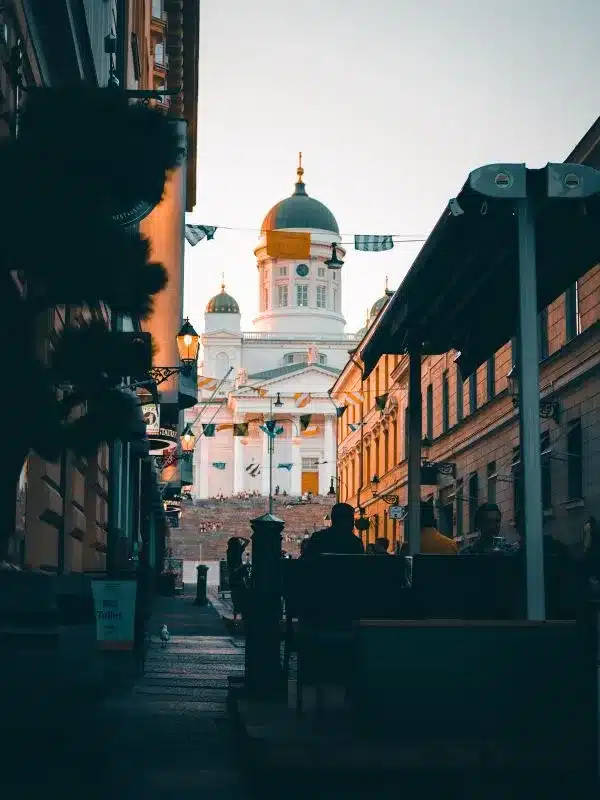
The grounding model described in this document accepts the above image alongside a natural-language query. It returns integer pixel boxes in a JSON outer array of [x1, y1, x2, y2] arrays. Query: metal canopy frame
[[361, 162, 600, 620]]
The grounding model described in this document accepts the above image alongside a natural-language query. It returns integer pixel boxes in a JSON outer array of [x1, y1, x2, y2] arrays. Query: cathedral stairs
[[175, 496, 336, 560]]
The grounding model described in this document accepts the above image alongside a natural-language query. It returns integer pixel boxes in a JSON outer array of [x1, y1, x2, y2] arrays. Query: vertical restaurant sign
[[91, 580, 138, 651], [142, 403, 160, 435]]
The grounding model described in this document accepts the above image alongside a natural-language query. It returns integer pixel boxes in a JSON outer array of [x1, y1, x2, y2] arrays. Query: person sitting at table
[[459, 503, 518, 555], [420, 502, 459, 554], [373, 537, 391, 555], [301, 502, 365, 557]]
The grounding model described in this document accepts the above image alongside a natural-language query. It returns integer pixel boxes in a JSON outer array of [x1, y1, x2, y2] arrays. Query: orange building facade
[[333, 119, 600, 552], [1, 1, 199, 572]]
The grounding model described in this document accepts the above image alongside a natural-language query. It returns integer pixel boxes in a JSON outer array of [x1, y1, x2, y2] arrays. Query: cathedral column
[[261, 430, 271, 496], [319, 415, 336, 495], [233, 423, 245, 495], [291, 429, 302, 496], [197, 433, 209, 499]]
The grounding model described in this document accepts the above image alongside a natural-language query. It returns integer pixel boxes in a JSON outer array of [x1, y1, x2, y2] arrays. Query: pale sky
[[184, 0, 600, 334]]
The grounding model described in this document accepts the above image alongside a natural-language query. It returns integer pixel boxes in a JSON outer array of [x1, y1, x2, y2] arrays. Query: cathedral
[[187, 159, 391, 500]]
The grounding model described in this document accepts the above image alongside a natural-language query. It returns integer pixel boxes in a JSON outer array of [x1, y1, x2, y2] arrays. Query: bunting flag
[[259, 422, 284, 438], [212, 462, 226, 470], [202, 424, 216, 437], [294, 392, 312, 408], [301, 424, 320, 437], [185, 224, 217, 245], [375, 393, 389, 411], [336, 405, 348, 418], [349, 423, 363, 432], [277, 463, 293, 471], [246, 461, 261, 477], [216, 423, 233, 432], [159, 445, 178, 468], [233, 423, 249, 437], [266, 230, 311, 259], [299, 413, 312, 431], [198, 377, 219, 391], [354, 235, 394, 252]]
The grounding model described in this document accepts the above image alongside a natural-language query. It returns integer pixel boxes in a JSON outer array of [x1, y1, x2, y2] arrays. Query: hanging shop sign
[[91, 580, 137, 651], [142, 403, 160, 436]]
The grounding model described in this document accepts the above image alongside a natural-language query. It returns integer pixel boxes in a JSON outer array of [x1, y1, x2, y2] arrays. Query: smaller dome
[[370, 289, 394, 319], [355, 326, 368, 339], [206, 283, 240, 314]]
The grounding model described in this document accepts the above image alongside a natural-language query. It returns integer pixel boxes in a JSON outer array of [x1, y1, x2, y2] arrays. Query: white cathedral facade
[[187, 161, 386, 500]]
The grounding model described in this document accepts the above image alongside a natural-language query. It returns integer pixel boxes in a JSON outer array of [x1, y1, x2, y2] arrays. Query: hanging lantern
[[325, 243, 344, 270]]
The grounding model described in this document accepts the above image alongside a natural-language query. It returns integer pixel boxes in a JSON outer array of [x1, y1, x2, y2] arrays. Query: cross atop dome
[[296, 151, 304, 185]]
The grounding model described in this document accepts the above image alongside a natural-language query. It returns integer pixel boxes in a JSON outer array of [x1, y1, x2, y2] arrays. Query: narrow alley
[[6, 591, 249, 800]]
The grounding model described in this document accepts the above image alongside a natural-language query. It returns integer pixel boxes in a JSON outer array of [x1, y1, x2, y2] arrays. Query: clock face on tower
[[295, 264, 309, 277]]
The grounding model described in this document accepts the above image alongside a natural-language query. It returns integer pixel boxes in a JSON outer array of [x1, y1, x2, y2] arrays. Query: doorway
[[438, 503, 454, 538]]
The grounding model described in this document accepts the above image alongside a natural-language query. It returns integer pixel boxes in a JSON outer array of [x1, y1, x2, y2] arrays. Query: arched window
[[214, 352, 229, 379]]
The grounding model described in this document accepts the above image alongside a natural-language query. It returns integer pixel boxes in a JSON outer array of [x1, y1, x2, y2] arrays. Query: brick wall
[[336, 273, 600, 549], [173, 495, 336, 560]]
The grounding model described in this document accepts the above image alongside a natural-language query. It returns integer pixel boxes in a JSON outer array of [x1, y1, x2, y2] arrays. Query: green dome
[[370, 289, 394, 319], [355, 326, 368, 339], [206, 284, 240, 314], [261, 164, 339, 234]]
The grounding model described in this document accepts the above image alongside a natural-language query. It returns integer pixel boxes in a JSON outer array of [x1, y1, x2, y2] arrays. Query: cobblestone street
[[6, 591, 249, 800]]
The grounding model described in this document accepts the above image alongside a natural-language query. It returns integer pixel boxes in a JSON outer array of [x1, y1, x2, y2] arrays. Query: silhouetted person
[[302, 502, 365, 557], [420, 502, 458, 554], [226, 536, 250, 622], [459, 503, 517, 555], [373, 537, 391, 555]]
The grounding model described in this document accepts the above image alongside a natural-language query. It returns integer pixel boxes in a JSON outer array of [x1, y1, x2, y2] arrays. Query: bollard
[[195, 565, 209, 606], [244, 512, 286, 697]]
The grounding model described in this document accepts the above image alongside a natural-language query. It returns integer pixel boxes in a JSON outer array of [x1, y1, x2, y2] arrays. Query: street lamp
[[507, 366, 560, 423], [355, 507, 370, 533], [148, 318, 200, 386], [180, 424, 196, 455], [176, 318, 200, 372], [325, 243, 344, 270], [274, 392, 284, 407]]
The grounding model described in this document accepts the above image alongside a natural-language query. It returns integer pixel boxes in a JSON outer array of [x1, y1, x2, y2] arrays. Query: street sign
[[389, 504, 407, 521]]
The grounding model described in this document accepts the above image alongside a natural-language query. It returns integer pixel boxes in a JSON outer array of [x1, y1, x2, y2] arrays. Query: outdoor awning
[[362, 164, 600, 379]]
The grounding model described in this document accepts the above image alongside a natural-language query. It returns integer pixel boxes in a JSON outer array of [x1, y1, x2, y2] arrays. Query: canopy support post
[[516, 196, 546, 621], [407, 342, 422, 554]]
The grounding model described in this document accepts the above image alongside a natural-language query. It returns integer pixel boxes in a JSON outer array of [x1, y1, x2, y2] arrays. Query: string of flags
[[185, 224, 423, 254]]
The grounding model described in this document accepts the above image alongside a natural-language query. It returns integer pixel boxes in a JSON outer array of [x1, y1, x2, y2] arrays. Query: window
[[541, 431, 552, 511], [384, 429, 389, 473], [567, 419, 583, 499], [332, 272, 337, 280], [302, 457, 319, 470], [277, 285, 288, 307], [152, 0, 163, 19], [316, 285, 327, 308], [404, 406, 409, 461], [510, 335, 518, 369], [468, 472, 479, 533], [154, 40, 166, 66], [392, 417, 398, 467], [538, 308, 549, 360], [278, 266, 288, 277], [442, 371, 449, 433], [487, 461, 497, 504], [456, 367, 464, 422], [512, 446, 521, 523], [296, 284, 308, 307], [318, 353, 327, 365], [283, 353, 294, 365], [565, 284, 581, 341], [333, 289, 338, 311], [318, 267, 326, 278], [486, 357, 495, 401], [468, 373, 477, 414], [426, 384, 433, 440], [455, 478, 464, 539]]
